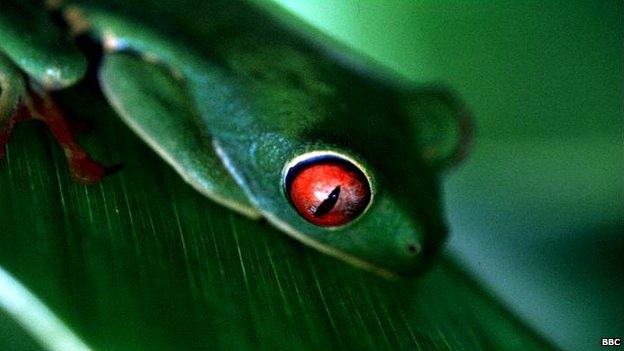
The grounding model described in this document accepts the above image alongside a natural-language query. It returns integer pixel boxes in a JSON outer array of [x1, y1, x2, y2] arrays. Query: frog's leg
[[98, 52, 259, 218], [0, 53, 108, 183], [62, 4, 207, 75], [27, 89, 110, 183], [0, 1, 111, 183], [59, 5, 259, 216], [0, 1, 86, 89]]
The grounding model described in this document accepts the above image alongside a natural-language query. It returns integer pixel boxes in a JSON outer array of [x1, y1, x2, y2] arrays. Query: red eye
[[285, 154, 371, 227]]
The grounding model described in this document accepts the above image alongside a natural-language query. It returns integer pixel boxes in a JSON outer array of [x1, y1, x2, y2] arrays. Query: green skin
[[0, 0, 472, 277]]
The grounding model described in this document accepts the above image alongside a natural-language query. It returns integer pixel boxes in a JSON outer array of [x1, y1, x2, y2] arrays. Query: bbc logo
[[602, 338, 621, 347]]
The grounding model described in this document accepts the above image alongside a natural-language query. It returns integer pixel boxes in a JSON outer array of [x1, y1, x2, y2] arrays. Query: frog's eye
[[284, 153, 371, 227]]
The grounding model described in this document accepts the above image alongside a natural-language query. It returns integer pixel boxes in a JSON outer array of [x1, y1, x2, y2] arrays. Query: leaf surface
[[0, 86, 554, 350]]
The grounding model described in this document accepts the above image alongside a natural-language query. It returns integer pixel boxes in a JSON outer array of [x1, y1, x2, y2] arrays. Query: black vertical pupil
[[313, 186, 341, 217]]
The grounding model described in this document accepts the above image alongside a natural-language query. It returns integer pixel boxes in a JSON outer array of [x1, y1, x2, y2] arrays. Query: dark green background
[[269, 1, 623, 350]]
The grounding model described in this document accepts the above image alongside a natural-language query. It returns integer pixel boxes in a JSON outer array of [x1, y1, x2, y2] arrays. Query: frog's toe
[[27, 91, 109, 184], [67, 154, 106, 184], [0, 88, 110, 184]]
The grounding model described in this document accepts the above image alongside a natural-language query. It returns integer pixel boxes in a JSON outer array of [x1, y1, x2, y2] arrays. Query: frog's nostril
[[408, 244, 418, 254]]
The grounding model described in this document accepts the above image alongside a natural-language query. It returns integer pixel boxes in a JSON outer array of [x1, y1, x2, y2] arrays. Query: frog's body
[[0, 0, 472, 276]]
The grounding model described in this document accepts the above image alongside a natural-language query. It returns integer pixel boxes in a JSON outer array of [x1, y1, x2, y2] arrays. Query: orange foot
[[0, 90, 115, 184]]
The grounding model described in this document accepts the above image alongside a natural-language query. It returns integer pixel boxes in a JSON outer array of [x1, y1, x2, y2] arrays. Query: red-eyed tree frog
[[0, 0, 473, 277]]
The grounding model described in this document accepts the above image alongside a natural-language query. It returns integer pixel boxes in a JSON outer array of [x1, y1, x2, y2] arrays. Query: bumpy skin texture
[[0, 0, 472, 276]]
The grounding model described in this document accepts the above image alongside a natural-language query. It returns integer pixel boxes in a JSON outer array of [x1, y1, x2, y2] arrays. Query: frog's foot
[[0, 91, 110, 184]]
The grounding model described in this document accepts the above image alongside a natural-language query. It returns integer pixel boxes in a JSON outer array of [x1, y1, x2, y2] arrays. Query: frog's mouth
[[261, 210, 399, 279]]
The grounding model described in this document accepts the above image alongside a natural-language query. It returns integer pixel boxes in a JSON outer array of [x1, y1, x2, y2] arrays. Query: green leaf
[[0, 84, 554, 350]]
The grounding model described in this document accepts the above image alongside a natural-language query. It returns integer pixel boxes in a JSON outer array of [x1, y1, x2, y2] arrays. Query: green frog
[[0, 0, 472, 276]]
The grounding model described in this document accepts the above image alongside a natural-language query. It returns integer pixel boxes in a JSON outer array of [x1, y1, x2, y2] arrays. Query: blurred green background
[[269, 1, 623, 350]]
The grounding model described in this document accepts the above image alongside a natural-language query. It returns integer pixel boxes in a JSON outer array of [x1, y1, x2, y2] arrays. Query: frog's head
[[211, 76, 473, 276], [281, 88, 472, 276]]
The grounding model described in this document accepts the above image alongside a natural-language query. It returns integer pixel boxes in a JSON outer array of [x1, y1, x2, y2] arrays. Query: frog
[[0, 0, 473, 277]]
